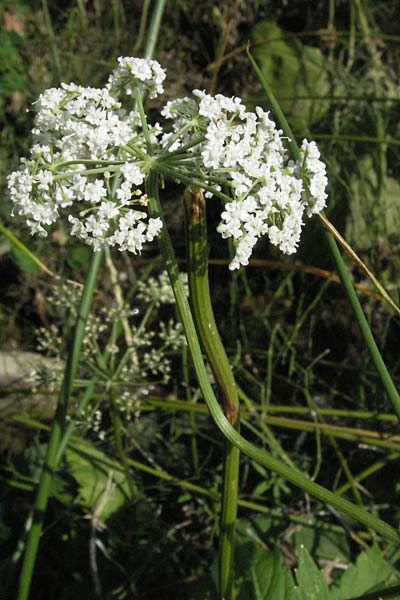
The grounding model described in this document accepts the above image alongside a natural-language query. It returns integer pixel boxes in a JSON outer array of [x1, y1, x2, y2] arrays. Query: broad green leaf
[[330, 546, 400, 600], [292, 545, 330, 600], [294, 526, 350, 565], [236, 545, 295, 600], [346, 154, 400, 249], [186, 536, 295, 599], [66, 438, 135, 522], [249, 21, 331, 131]]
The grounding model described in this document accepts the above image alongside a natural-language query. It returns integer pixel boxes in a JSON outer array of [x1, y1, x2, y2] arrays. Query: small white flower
[[98, 201, 120, 220], [107, 57, 166, 100], [116, 181, 133, 204], [146, 217, 163, 240], [84, 180, 107, 203], [120, 163, 145, 186]]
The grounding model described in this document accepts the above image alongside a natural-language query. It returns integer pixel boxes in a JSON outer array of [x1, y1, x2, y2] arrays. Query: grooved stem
[[146, 171, 399, 548], [184, 188, 240, 599]]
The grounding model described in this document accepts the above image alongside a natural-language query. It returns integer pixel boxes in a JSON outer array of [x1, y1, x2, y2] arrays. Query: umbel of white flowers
[[8, 56, 328, 269]]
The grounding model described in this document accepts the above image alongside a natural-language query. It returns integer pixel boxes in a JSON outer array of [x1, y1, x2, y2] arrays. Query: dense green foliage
[[1, 1, 400, 598]]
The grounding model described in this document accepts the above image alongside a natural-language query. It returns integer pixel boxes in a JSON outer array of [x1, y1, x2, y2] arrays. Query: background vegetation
[[1, 1, 400, 598]]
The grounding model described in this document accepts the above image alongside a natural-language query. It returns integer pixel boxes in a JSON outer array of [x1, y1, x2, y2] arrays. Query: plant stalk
[[146, 171, 399, 547], [143, 0, 167, 60], [184, 187, 240, 599], [16, 251, 103, 600], [325, 234, 400, 419]]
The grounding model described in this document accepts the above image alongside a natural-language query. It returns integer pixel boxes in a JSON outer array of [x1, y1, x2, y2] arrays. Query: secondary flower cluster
[[162, 91, 328, 269], [8, 56, 328, 267], [35, 272, 187, 429]]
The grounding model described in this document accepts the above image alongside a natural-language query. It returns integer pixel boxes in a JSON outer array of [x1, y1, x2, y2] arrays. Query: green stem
[[183, 187, 240, 599], [135, 87, 154, 154], [0, 222, 54, 277], [54, 298, 133, 466], [133, 0, 151, 53], [182, 344, 200, 475], [143, 0, 167, 60], [16, 251, 103, 600], [54, 159, 125, 168], [153, 161, 232, 201], [41, 0, 62, 80], [325, 234, 400, 419], [336, 452, 399, 498], [53, 165, 121, 181], [146, 171, 399, 546], [110, 391, 136, 499], [55, 382, 95, 464]]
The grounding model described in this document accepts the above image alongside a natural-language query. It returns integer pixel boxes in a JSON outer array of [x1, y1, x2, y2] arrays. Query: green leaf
[[66, 438, 135, 522], [10, 244, 40, 273], [236, 545, 295, 600], [294, 526, 350, 565], [249, 21, 331, 131], [346, 154, 400, 249], [292, 545, 330, 600], [186, 533, 296, 599], [330, 546, 400, 600]]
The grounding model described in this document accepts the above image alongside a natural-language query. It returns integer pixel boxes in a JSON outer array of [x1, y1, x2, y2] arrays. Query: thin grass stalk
[[247, 48, 400, 420], [17, 390, 398, 453], [143, 0, 168, 60], [146, 170, 399, 546], [16, 251, 103, 600], [312, 133, 400, 145], [0, 413, 381, 543], [304, 384, 363, 506], [133, 0, 151, 53], [0, 223, 54, 277], [336, 452, 399, 498], [41, 0, 62, 80], [182, 344, 200, 475], [110, 389, 136, 499], [325, 235, 400, 419], [6, 412, 392, 547], [184, 187, 240, 599]]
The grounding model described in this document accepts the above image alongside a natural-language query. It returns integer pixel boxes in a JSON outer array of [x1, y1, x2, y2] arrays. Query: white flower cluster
[[162, 91, 328, 269], [8, 58, 164, 252], [8, 56, 328, 267]]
